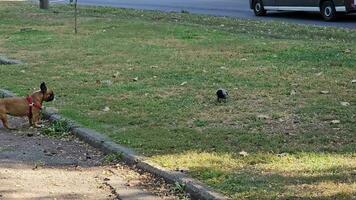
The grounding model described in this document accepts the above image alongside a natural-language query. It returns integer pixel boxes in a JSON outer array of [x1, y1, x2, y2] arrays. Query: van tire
[[253, 0, 267, 16], [321, 1, 337, 21]]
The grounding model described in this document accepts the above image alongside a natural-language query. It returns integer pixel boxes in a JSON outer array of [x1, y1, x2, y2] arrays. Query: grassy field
[[0, 2, 355, 199]]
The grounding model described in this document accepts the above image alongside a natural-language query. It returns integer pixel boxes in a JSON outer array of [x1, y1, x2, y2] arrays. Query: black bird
[[216, 88, 228, 102]]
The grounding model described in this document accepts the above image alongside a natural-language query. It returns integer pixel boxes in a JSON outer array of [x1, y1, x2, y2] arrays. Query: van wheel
[[253, 0, 267, 16], [321, 1, 337, 21]]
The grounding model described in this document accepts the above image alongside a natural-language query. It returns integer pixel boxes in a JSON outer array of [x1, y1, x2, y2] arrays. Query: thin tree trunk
[[39, 0, 49, 9], [74, 0, 78, 34]]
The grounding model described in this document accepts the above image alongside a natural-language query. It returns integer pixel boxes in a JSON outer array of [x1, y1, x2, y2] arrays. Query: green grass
[[0, 2, 355, 199], [102, 153, 123, 165], [41, 120, 70, 138]]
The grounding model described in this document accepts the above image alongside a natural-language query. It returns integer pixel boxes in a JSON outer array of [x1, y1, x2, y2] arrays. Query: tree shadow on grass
[[111, 125, 355, 156]]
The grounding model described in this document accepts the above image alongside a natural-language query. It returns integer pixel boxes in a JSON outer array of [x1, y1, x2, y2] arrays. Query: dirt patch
[[0, 117, 182, 200]]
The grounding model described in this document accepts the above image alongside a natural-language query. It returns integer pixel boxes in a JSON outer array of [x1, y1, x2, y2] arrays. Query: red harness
[[26, 96, 42, 117]]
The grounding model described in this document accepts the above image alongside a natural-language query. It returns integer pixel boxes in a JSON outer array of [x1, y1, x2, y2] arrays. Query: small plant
[[172, 181, 186, 193], [177, 30, 198, 40], [193, 119, 208, 127], [102, 153, 123, 164], [41, 120, 70, 138]]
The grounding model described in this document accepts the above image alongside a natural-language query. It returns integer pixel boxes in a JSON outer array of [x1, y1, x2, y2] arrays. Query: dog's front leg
[[32, 112, 43, 128]]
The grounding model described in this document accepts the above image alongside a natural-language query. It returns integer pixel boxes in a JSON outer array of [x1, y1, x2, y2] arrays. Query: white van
[[250, 0, 356, 21]]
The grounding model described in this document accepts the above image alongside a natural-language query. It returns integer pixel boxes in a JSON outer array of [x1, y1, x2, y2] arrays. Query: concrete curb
[[0, 89, 228, 200]]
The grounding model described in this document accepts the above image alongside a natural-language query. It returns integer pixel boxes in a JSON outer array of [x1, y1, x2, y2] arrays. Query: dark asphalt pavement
[[58, 0, 356, 29]]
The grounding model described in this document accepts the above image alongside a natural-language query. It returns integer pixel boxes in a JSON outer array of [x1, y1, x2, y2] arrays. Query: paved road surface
[[0, 117, 175, 200], [62, 0, 356, 29]]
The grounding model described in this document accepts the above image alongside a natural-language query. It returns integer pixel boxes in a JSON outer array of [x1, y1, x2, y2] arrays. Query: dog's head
[[39, 82, 55, 102]]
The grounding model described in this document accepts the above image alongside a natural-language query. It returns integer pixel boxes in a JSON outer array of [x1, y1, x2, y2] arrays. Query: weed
[[41, 120, 70, 138], [102, 153, 123, 164]]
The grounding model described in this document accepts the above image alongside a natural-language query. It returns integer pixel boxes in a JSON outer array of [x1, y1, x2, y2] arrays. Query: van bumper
[[346, 7, 356, 13], [335, 6, 356, 13], [345, 0, 356, 12]]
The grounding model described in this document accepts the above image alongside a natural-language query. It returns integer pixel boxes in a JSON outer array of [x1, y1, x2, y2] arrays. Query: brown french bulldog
[[0, 82, 54, 129]]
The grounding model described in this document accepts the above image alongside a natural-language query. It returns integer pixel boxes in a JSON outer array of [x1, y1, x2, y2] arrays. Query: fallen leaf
[[316, 72, 323, 76], [180, 81, 187, 86], [239, 151, 249, 157], [32, 164, 38, 170], [112, 72, 120, 78], [103, 106, 110, 112], [344, 48, 352, 54], [330, 120, 340, 124], [126, 180, 141, 187], [340, 102, 350, 106], [100, 80, 112, 86], [257, 114, 270, 120], [290, 89, 297, 96], [285, 132, 296, 136], [277, 153, 289, 157]]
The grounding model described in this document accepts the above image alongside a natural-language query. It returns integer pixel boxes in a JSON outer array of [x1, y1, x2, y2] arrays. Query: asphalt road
[[65, 0, 356, 29]]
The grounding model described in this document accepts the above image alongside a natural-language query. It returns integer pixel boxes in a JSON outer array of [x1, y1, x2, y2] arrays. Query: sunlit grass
[[152, 152, 356, 199]]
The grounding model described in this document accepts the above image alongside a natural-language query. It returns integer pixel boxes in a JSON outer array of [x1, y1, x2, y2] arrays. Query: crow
[[216, 88, 228, 102]]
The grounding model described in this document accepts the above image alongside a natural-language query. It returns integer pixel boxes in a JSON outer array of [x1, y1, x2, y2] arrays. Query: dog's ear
[[40, 82, 47, 93]]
